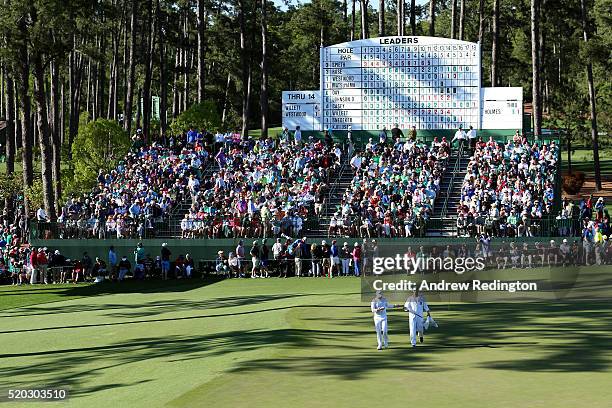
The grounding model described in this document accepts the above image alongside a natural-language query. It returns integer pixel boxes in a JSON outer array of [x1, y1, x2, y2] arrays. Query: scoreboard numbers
[[320, 37, 481, 131]]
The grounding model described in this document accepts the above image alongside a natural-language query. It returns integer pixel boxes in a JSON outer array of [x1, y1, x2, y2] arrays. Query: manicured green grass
[[561, 148, 612, 177], [1, 272, 611, 408], [248, 127, 283, 139], [0, 279, 220, 311]]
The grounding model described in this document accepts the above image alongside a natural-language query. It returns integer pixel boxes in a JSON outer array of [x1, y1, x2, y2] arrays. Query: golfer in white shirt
[[371, 290, 397, 350], [404, 289, 430, 347]]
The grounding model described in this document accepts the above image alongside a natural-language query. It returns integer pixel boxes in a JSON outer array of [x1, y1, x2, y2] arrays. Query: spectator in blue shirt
[[187, 127, 198, 145]]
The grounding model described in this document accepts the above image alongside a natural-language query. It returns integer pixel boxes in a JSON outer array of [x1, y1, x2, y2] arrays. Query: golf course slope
[[1, 277, 611, 408]]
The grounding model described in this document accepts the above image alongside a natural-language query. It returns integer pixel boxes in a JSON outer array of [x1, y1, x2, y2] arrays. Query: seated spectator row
[[456, 137, 559, 238], [53, 136, 213, 239], [180, 136, 341, 239], [330, 138, 450, 238]]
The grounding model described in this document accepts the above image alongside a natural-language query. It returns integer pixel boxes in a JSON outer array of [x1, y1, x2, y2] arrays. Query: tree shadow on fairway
[[0, 305, 362, 335], [0, 278, 225, 312], [1, 286, 362, 319], [1, 302, 610, 401], [0, 293, 309, 319], [229, 302, 612, 379], [0, 327, 372, 398], [229, 347, 452, 380], [434, 302, 612, 373]]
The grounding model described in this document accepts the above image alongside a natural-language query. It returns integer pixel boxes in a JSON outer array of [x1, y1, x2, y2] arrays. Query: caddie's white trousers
[[374, 317, 388, 348], [409, 316, 422, 346]]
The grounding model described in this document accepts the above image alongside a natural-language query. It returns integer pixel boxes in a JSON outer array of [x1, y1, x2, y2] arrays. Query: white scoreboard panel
[[282, 91, 321, 130], [320, 36, 481, 131], [481, 87, 523, 130]]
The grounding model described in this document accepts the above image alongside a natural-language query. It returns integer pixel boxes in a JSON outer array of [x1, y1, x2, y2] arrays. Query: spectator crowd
[[456, 136, 559, 238], [38, 131, 215, 240], [179, 135, 341, 239], [19, 126, 607, 246], [329, 134, 449, 238]]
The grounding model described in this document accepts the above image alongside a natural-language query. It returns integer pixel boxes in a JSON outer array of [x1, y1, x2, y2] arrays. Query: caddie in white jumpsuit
[[404, 289, 430, 347], [371, 291, 396, 350]]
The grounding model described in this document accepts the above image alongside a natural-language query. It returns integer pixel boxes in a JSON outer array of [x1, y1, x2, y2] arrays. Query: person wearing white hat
[[559, 239, 570, 266], [215, 250, 229, 277], [346, 126, 354, 158], [250, 241, 260, 278], [118, 255, 131, 281], [547, 239, 558, 266], [371, 291, 397, 350], [161, 243, 171, 280], [404, 289, 430, 347], [340, 242, 351, 276]]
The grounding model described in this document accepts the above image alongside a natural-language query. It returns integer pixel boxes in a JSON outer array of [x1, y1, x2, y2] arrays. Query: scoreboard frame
[[318, 36, 481, 132]]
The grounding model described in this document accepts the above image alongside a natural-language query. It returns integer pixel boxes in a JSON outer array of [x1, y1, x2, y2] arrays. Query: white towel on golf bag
[[423, 316, 438, 331]]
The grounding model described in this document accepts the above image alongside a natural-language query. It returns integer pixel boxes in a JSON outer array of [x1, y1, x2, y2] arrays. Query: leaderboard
[[320, 36, 481, 131]]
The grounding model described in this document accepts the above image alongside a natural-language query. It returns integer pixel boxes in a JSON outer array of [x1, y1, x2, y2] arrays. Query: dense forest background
[[0, 0, 610, 217]]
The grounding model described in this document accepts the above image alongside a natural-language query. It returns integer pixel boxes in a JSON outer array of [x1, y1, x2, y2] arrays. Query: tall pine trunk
[[50, 60, 62, 211], [68, 45, 84, 153], [239, 0, 250, 138], [450, 0, 456, 39], [428, 0, 435, 36], [197, 0, 206, 103], [32, 54, 56, 220], [97, 35, 107, 121], [351, 0, 356, 40], [143, 0, 155, 142], [60, 79, 65, 144], [360, 0, 369, 39], [172, 47, 180, 118], [136, 87, 142, 130], [124, 0, 137, 136], [260, 0, 269, 138], [108, 27, 119, 120], [531, 0, 541, 137], [458, 0, 464, 40], [478, 0, 484, 85], [221, 71, 231, 127], [410, 0, 416, 35], [157, 0, 168, 136], [4, 70, 15, 175], [580, 0, 601, 190], [538, 0, 546, 119], [396, 0, 403, 36], [17, 21, 34, 201], [378, 0, 385, 37], [491, 0, 499, 86], [182, 9, 189, 112]]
